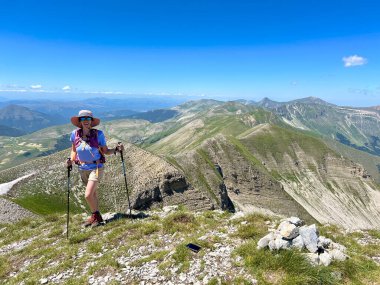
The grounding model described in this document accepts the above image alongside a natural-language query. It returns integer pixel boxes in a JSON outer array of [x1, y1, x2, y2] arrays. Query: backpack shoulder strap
[[94, 129, 106, 163]]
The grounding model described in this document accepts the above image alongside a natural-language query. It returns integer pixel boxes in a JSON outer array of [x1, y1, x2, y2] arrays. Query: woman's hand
[[115, 142, 124, 154]]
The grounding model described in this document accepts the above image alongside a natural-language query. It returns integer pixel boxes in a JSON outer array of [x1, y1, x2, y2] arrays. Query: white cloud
[[342, 55, 368, 67], [30, 84, 42, 89], [62, 85, 71, 91]]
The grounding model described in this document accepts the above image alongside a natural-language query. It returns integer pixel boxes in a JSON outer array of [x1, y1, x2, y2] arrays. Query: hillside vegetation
[[1, 208, 380, 284]]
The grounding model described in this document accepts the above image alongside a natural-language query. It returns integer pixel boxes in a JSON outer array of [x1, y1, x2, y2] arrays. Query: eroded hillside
[[145, 102, 380, 229]]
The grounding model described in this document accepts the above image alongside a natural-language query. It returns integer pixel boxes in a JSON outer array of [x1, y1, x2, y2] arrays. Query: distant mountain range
[[0, 105, 66, 135], [249, 97, 380, 156], [0, 96, 188, 136], [0, 96, 187, 118], [2, 98, 380, 231]]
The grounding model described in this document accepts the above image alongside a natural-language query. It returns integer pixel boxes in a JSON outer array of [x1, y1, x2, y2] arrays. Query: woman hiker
[[67, 110, 124, 227]]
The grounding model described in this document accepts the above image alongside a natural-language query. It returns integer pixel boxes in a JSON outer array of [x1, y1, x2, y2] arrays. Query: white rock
[[268, 239, 276, 251], [291, 235, 305, 250], [304, 253, 319, 266], [268, 235, 291, 251], [319, 252, 332, 266], [275, 237, 291, 250], [318, 236, 332, 248], [179, 273, 187, 282], [299, 224, 318, 253], [40, 278, 48, 284], [257, 232, 274, 249], [277, 220, 290, 230], [229, 211, 245, 220], [279, 223, 299, 240], [163, 205, 178, 213], [330, 249, 347, 261], [285, 216, 303, 226]]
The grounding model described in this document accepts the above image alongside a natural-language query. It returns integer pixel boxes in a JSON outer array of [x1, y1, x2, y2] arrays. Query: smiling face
[[79, 116, 93, 130]]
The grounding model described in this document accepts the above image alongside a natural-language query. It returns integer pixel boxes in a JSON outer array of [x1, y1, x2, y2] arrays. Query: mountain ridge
[[1, 98, 380, 230]]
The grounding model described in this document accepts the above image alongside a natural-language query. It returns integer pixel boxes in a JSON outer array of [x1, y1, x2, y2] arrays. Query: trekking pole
[[66, 158, 72, 239], [118, 142, 132, 217]]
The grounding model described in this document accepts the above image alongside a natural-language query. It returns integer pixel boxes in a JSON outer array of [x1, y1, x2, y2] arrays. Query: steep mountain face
[[239, 124, 380, 229], [0, 104, 66, 133], [145, 101, 380, 229], [256, 99, 380, 156]]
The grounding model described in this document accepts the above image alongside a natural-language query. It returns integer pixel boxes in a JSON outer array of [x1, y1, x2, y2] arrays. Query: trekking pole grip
[[67, 158, 72, 177], [117, 142, 124, 162]]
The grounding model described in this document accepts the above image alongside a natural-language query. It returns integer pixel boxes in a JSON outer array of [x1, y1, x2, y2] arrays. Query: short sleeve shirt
[[70, 129, 107, 170]]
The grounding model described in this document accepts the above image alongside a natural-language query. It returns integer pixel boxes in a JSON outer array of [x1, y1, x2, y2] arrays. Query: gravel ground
[[0, 197, 37, 224]]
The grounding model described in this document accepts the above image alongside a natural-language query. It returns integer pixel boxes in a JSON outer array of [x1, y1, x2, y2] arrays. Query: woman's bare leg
[[85, 181, 99, 212]]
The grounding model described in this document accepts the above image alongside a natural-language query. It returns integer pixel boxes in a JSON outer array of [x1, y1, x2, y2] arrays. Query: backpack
[[73, 128, 106, 164]]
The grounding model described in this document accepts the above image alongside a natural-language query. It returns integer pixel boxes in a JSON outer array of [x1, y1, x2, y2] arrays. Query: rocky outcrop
[[219, 182, 235, 213], [257, 217, 348, 266], [107, 143, 214, 211]]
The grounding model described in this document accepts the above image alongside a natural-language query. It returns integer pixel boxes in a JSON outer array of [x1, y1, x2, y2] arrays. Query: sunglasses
[[79, 117, 92, 122]]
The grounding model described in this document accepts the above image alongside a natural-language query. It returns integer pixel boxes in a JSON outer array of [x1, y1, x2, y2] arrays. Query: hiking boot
[[83, 213, 96, 227], [91, 211, 104, 227]]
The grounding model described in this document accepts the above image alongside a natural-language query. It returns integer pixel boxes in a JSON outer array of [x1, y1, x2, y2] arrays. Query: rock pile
[[257, 217, 348, 266]]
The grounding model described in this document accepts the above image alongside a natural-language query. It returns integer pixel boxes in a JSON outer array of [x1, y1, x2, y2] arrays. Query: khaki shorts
[[79, 168, 104, 185]]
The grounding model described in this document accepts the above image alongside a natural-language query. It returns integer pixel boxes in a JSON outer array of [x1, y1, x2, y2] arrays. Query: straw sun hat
[[70, 110, 100, 128]]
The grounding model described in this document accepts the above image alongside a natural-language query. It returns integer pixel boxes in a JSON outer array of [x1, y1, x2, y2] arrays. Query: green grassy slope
[[1, 208, 379, 284]]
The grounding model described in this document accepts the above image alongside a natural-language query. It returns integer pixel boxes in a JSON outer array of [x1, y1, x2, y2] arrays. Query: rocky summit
[[1, 207, 380, 284]]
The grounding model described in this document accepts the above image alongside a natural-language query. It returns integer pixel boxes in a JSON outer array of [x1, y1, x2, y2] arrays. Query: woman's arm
[[101, 145, 115, 155], [100, 143, 124, 156]]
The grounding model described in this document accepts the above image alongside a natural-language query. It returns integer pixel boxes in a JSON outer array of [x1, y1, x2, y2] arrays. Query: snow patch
[[0, 173, 35, 195]]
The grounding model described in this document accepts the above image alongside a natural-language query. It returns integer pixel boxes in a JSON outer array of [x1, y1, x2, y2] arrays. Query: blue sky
[[0, 0, 379, 106]]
